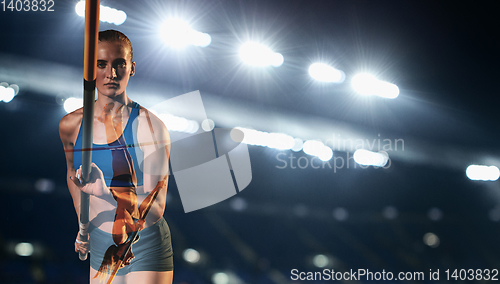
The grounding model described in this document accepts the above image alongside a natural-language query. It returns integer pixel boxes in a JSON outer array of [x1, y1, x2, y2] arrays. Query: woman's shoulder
[[137, 106, 166, 128], [59, 107, 83, 141], [135, 106, 170, 141]]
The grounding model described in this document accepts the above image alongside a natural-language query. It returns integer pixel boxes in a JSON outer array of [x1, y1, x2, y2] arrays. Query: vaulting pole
[[79, 0, 100, 261]]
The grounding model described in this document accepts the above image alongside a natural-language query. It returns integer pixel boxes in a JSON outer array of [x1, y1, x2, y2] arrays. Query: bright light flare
[[291, 138, 304, 152], [182, 248, 200, 264], [267, 133, 295, 150], [160, 19, 211, 48], [303, 140, 333, 161], [236, 127, 266, 146], [312, 254, 329, 268], [212, 272, 229, 284], [236, 127, 294, 150], [75, 1, 84, 17], [240, 42, 284, 67], [318, 146, 333, 161], [302, 140, 323, 156], [201, 119, 215, 131], [234, 127, 325, 154], [352, 73, 399, 99], [309, 63, 345, 83], [423, 232, 440, 248], [15, 242, 34, 257], [353, 149, 389, 167], [466, 165, 500, 181], [75, 1, 127, 25], [158, 113, 199, 134], [63, 97, 83, 113], [0, 83, 17, 103]]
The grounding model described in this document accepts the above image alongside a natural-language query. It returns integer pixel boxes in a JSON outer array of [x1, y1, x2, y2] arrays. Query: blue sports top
[[73, 102, 144, 187]]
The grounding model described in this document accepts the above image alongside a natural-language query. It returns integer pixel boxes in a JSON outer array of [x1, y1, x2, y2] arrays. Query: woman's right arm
[[59, 111, 83, 221], [59, 111, 92, 254]]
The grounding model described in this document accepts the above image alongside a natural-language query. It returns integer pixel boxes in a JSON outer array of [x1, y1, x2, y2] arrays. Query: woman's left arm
[[136, 108, 171, 220]]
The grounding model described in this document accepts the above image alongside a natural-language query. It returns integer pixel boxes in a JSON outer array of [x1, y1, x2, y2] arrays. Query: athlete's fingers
[[75, 234, 90, 254], [75, 241, 88, 254], [71, 166, 83, 185], [75, 242, 88, 254], [70, 175, 83, 188], [75, 239, 90, 254], [76, 165, 82, 178]]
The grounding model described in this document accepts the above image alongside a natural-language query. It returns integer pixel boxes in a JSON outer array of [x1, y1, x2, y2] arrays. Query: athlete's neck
[[94, 94, 133, 116]]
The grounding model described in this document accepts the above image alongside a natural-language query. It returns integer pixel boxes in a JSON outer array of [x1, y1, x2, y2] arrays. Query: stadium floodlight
[[212, 272, 229, 284], [201, 119, 215, 132], [423, 232, 440, 248], [302, 140, 324, 156], [0, 82, 18, 103], [15, 242, 34, 257], [75, 1, 127, 26], [157, 113, 199, 134], [312, 254, 329, 268], [267, 133, 295, 150], [353, 149, 389, 167], [235, 127, 295, 150], [240, 42, 284, 67], [291, 138, 304, 152], [63, 97, 83, 113], [466, 165, 500, 181], [182, 248, 200, 264], [302, 140, 333, 161], [235, 127, 264, 146], [318, 146, 333, 162], [351, 73, 399, 99], [159, 19, 211, 48], [309, 63, 345, 83]]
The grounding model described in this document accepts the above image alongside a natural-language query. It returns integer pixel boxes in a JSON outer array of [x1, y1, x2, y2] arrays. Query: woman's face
[[96, 40, 135, 99]]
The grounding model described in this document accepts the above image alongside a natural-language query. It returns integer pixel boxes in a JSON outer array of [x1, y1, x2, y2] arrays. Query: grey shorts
[[89, 217, 174, 275]]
